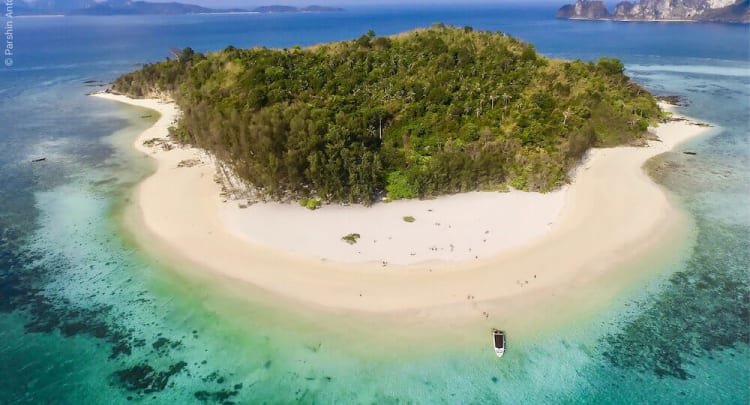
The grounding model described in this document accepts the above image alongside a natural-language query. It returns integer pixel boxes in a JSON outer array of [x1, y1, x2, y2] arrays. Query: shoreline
[[94, 92, 713, 322], [565, 17, 697, 23], [563, 17, 748, 24]]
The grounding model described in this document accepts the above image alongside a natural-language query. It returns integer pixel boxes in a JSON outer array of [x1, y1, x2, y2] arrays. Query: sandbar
[[94, 92, 712, 321]]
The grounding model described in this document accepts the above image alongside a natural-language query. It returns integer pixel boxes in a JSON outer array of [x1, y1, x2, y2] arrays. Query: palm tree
[[502, 93, 511, 108]]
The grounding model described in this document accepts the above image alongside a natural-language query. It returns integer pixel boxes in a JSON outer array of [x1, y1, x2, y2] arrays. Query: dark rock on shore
[[656, 95, 689, 106]]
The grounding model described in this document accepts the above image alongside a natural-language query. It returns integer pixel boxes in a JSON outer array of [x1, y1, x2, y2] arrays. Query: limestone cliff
[[557, 0, 611, 18], [557, 0, 749, 22]]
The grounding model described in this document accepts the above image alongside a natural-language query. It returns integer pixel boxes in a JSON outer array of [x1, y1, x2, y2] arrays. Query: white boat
[[493, 329, 506, 358]]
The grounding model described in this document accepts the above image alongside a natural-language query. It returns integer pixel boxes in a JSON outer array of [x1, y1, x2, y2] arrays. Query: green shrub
[[510, 175, 528, 191], [386, 171, 418, 200], [342, 233, 361, 244], [299, 197, 321, 210], [305, 198, 321, 210], [597, 57, 625, 75]]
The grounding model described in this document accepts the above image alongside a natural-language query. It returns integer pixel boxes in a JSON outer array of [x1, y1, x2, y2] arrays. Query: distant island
[[111, 26, 661, 205], [557, 0, 749, 23], [251, 5, 344, 13], [15, 0, 343, 16], [67, 1, 219, 15]]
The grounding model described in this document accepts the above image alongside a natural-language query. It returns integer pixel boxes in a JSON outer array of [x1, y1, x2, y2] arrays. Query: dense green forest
[[113, 25, 661, 204]]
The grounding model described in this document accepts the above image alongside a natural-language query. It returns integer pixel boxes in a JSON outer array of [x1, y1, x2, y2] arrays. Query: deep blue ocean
[[1, 4, 748, 403]]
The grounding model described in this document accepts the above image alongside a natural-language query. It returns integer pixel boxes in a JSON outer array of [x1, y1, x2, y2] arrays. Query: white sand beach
[[95, 92, 712, 319], [224, 190, 566, 265]]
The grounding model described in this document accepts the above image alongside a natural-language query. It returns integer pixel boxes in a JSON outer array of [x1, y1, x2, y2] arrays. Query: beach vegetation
[[303, 198, 321, 210], [113, 26, 661, 205], [403, 216, 416, 223], [385, 171, 418, 200], [341, 233, 361, 244], [298, 197, 321, 210]]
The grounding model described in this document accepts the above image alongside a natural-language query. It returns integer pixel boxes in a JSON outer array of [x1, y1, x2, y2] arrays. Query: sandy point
[[93, 92, 713, 326]]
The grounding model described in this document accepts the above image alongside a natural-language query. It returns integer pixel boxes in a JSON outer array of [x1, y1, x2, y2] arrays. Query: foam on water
[[628, 64, 750, 77]]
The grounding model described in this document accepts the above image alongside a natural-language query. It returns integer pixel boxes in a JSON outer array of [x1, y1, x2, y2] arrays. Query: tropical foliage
[[113, 25, 661, 204]]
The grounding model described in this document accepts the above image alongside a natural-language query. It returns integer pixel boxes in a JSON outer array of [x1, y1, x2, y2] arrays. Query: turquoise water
[[1, 4, 748, 403]]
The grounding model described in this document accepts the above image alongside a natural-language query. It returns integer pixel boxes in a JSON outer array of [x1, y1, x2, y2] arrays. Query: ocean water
[[1, 4, 748, 403]]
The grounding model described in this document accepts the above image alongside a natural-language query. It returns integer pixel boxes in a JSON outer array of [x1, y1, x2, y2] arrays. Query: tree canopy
[[113, 26, 661, 204]]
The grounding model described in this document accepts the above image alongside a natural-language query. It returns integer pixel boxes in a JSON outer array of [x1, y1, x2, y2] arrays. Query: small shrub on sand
[[342, 233, 361, 244], [306, 199, 321, 210], [403, 216, 415, 223], [299, 197, 321, 210]]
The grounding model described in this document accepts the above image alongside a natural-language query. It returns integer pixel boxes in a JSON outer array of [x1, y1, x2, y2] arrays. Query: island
[[557, 0, 750, 23], [15, 0, 343, 16], [92, 26, 712, 317], [251, 5, 344, 13], [66, 1, 219, 15], [112, 26, 661, 205]]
